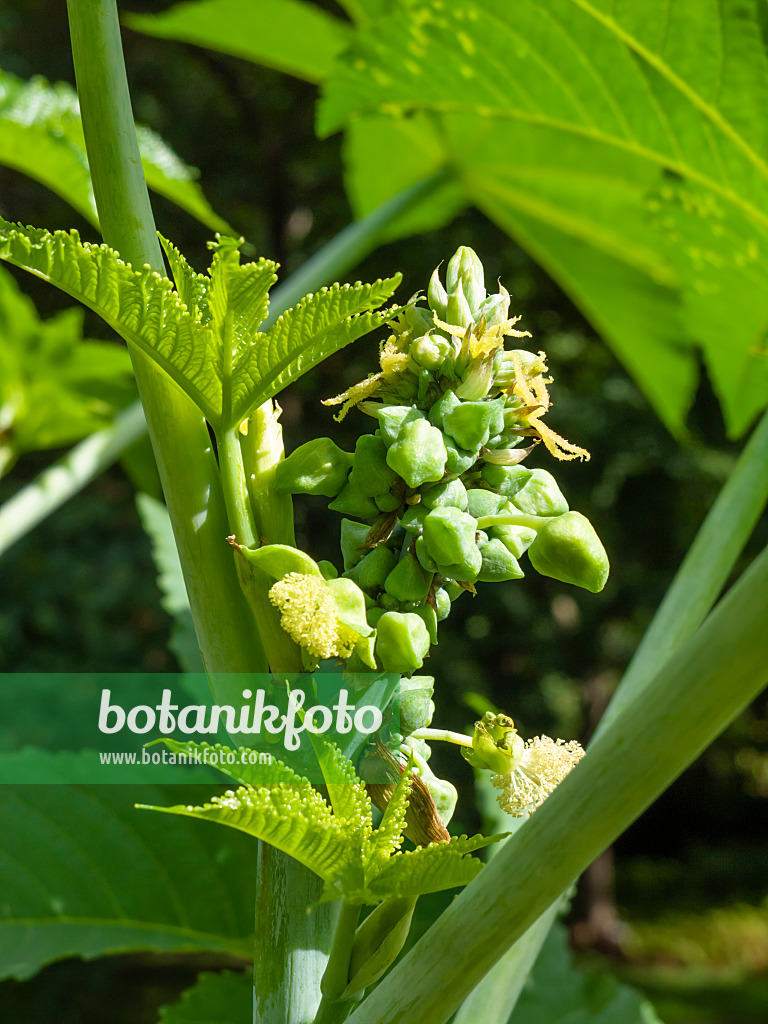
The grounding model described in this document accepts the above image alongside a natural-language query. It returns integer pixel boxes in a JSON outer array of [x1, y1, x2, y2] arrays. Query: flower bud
[[476, 538, 525, 583], [345, 543, 397, 591], [466, 488, 504, 519], [443, 435, 477, 474], [428, 266, 448, 319], [340, 519, 371, 570], [445, 279, 474, 329], [274, 437, 353, 497], [433, 587, 451, 621], [528, 511, 609, 593], [348, 434, 399, 497], [461, 718, 524, 774], [402, 303, 434, 336], [442, 397, 505, 452], [328, 477, 379, 518], [345, 897, 418, 997], [375, 611, 431, 674], [411, 333, 452, 371], [409, 602, 438, 644], [377, 405, 425, 447], [375, 491, 401, 513], [480, 463, 532, 499], [384, 554, 433, 604], [489, 523, 537, 559], [446, 245, 486, 316], [391, 675, 435, 734], [386, 418, 447, 488], [455, 354, 495, 401], [476, 286, 510, 327], [511, 468, 569, 517], [419, 478, 468, 511], [400, 504, 429, 536], [422, 507, 482, 582]]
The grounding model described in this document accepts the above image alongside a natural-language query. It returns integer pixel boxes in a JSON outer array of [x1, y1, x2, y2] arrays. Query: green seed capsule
[[384, 555, 433, 603], [346, 544, 397, 591], [481, 463, 532, 499], [375, 491, 402, 513], [443, 399, 501, 452], [511, 468, 569, 517], [400, 504, 429, 535], [422, 507, 482, 582], [489, 523, 537, 558], [411, 603, 438, 644], [329, 478, 380, 518], [391, 675, 435, 734], [420, 478, 468, 510], [340, 519, 371, 570], [375, 611, 431, 674], [349, 434, 398, 497], [476, 538, 525, 583], [528, 511, 609, 592], [444, 435, 477, 474], [386, 419, 447, 488], [274, 437, 353, 497], [378, 406, 425, 447], [466, 488, 504, 519], [434, 587, 451, 621]]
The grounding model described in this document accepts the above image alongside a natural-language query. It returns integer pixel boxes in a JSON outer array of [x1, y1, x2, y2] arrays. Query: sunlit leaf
[[159, 970, 251, 1024]]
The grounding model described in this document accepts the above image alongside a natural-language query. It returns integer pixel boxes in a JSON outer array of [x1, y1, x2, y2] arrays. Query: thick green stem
[[66, 0, 265, 677], [346, 544, 768, 1024], [314, 902, 363, 1024]]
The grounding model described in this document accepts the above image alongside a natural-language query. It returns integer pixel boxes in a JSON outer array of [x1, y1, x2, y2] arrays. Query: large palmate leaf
[[0, 221, 399, 431], [0, 68, 231, 233], [125, 0, 351, 84], [145, 741, 503, 906], [318, 0, 768, 437], [0, 749, 253, 981], [0, 265, 134, 476], [159, 970, 251, 1024]]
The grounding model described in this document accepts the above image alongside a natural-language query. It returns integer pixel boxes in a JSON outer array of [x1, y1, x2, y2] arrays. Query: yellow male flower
[[491, 734, 585, 817], [269, 572, 362, 661]]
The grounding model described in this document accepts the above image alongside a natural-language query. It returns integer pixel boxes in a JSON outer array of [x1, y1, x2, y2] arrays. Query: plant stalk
[[345, 543, 768, 1024]]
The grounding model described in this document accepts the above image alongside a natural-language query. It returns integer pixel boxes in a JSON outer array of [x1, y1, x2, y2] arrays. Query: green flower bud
[[384, 554, 433, 604], [345, 543, 397, 591], [429, 388, 460, 430], [461, 717, 523, 774], [414, 535, 438, 572], [443, 581, 465, 601], [527, 511, 609, 593], [466, 488, 504, 519], [239, 542, 324, 580], [386, 419, 447, 488], [455, 354, 495, 401], [511, 468, 569, 517], [476, 286, 510, 327], [378, 593, 400, 611], [375, 611, 431, 673], [274, 437, 353, 497], [422, 507, 482, 582], [375, 491, 402, 513], [391, 675, 435, 734], [420, 478, 468, 510], [481, 463, 532, 500], [411, 333, 453, 371], [445, 279, 474, 329], [400, 504, 429, 535], [377, 405, 425, 447], [340, 520, 371, 570], [477, 538, 525, 583], [444, 435, 477, 474], [401, 303, 434, 336], [446, 245, 486, 316], [489, 523, 537, 558], [317, 560, 338, 579], [366, 605, 386, 629], [345, 897, 417, 998], [428, 266, 448, 319], [411, 603, 438, 644], [443, 398, 505, 452], [328, 477, 379, 518], [434, 587, 451, 621], [348, 434, 398, 497]]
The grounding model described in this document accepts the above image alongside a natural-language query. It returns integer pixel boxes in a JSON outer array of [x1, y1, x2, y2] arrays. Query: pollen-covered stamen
[[268, 572, 349, 660], [491, 735, 585, 817], [510, 352, 590, 462], [322, 374, 384, 422]]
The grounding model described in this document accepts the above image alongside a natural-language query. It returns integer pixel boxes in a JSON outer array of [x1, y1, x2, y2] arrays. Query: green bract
[[275, 437, 353, 497], [528, 512, 609, 593]]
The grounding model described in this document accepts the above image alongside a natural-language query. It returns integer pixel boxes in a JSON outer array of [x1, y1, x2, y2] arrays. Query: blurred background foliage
[[0, 1, 767, 1021]]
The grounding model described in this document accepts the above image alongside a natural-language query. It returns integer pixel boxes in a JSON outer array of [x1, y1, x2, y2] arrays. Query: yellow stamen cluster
[[431, 313, 532, 360], [491, 735, 585, 817], [268, 573, 352, 660], [322, 374, 383, 422], [511, 353, 590, 462]]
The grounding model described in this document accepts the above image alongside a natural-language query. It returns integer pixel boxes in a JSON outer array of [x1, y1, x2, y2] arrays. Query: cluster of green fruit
[[274, 246, 609, 678]]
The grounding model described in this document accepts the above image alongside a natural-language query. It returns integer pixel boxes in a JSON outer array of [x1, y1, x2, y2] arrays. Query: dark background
[[1, 2, 767, 1021]]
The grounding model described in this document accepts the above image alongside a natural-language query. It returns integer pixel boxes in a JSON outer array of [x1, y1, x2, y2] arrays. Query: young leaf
[[318, 0, 768, 436], [0, 67, 231, 232], [0, 264, 134, 475], [159, 970, 251, 1024], [227, 275, 401, 428], [0, 750, 254, 982], [310, 735, 374, 826]]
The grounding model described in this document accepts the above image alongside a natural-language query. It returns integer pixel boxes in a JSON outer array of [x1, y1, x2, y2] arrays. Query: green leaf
[[319, 0, 768, 436], [159, 970, 251, 1024], [0, 68, 231, 233], [135, 494, 203, 673], [0, 749, 253, 981], [231, 275, 401, 427], [0, 264, 135, 474], [311, 736, 373, 825], [509, 921, 662, 1024], [125, 0, 352, 84]]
